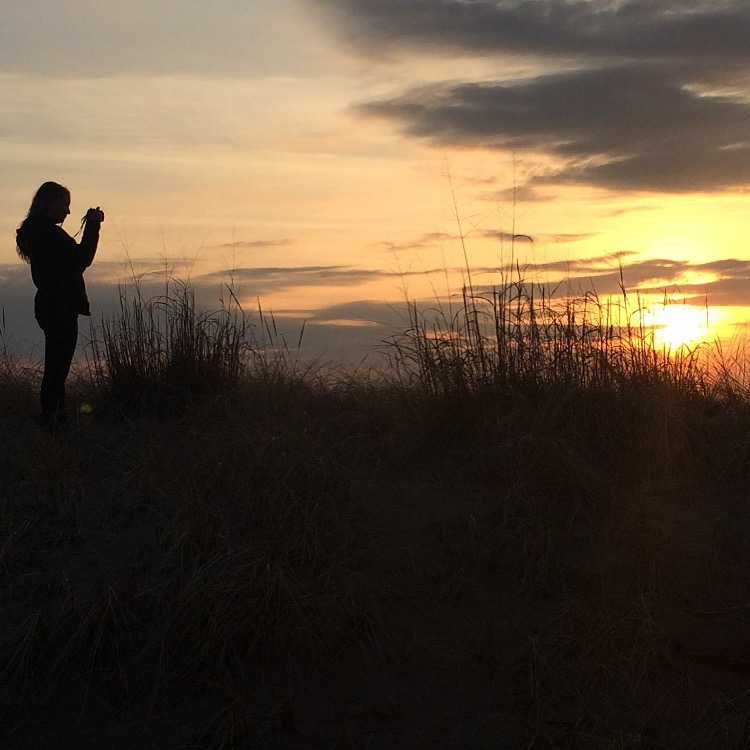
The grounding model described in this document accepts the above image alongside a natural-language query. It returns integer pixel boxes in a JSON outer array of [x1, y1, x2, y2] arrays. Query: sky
[[2, 0, 750, 365]]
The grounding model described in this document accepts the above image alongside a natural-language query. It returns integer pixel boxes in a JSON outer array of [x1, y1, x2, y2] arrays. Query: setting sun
[[644, 302, 713, 351]]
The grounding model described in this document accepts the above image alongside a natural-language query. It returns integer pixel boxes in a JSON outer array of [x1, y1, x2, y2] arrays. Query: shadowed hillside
[[3, 279, 750, 749]]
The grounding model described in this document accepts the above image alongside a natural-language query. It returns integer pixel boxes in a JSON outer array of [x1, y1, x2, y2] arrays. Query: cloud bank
[[312, 0, 750, 67], [310, 0, 750, 193]]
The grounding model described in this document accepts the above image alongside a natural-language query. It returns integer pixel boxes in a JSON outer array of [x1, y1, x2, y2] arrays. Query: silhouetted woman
[[16, 181, 104, 432]]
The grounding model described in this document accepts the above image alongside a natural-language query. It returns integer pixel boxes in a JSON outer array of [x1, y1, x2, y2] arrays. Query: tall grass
[[385, 266, 729, 403], [87, 277, 315, 417]]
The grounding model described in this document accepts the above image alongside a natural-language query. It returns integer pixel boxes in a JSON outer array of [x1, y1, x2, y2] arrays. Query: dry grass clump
[[87, 278, 313, 418], [386, 271, 722, 401], [86, 280, 247, 416]]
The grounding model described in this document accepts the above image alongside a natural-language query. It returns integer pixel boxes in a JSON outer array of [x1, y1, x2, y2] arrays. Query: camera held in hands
[[84, 206, 105, 223]]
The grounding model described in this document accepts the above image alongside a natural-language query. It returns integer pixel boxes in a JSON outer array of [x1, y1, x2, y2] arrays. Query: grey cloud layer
[[313, 0, 750, 68], [200, 265, 391, 296], [513, 256, 750, 307], [359, 66, 750, 191], [313, 0, 750, 193]]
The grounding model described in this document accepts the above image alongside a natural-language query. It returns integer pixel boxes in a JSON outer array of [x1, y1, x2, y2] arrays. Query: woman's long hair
[[16, 181, 70, 262]]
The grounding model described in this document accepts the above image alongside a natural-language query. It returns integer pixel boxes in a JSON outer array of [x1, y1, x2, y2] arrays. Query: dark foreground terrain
[[4, 372, 750, 749]]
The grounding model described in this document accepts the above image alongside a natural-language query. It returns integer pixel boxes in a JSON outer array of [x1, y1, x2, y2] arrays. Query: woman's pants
[[36, 312, 79, 425]]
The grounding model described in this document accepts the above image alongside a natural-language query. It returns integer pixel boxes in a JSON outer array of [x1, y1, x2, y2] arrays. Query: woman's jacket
[[16, 216, 100, 319]]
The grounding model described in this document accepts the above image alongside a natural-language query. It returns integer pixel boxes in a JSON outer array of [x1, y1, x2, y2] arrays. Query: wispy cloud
[[198, 265, 390, 294], [475, 229, 596, 246], [207, 239, 295, 250], [470, 256, 750, 305], [377, 232, 456, 251]]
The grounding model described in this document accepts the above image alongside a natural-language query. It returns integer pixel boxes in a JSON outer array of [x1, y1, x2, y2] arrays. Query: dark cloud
[[381, 232, 456, 251], [609, 205, 659, 217], [477, 229, 538, 246], [307, 299, 411, 325], [198, 265, 390, 296], [538, 233, 598, 245], [357, 65, 750, 192], [309, 0, 750, 193], [313, 0, 750, 71], [487, 184, 557, 203], [483, 256, 750, 307], [382, 229, 565, 253], [207, 239, 295, 250], [634, 258, 750, 308], [0, 264, 39, 356]]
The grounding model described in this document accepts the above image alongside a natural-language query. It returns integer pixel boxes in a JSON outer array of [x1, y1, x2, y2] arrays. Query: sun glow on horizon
[[641, 302, 715, 351]]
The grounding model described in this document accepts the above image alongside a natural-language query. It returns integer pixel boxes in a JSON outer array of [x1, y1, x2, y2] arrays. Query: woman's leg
[[38, 313, 79, 428]]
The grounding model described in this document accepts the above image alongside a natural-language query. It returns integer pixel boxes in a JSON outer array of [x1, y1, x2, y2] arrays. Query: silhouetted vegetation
[[3, 274, 750, 748]]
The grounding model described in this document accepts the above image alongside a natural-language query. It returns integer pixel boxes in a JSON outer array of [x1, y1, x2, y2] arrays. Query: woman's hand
[[85, 207, 105, 223]]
